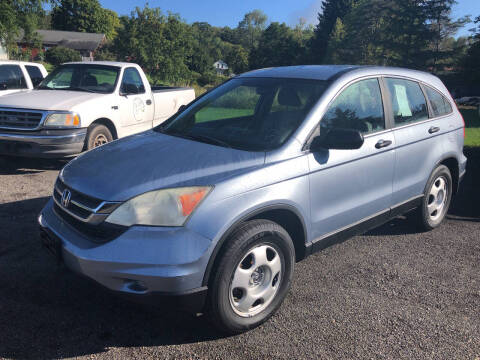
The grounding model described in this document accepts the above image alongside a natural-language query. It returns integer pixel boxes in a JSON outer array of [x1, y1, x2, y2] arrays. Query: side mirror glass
[[310, 128, 364, 151]]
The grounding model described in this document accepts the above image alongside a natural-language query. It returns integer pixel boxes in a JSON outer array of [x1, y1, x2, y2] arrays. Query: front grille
[[53, 202, 127, 242], [53, 179, 124, 242], [0, 108, 44, 129]]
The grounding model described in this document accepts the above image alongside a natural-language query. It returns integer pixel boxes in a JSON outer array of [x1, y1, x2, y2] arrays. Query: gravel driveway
[[0, 149, 479, 360]]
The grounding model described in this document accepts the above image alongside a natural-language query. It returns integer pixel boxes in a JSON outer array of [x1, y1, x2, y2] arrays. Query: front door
[[308, 77, 395, 247], [118, 67, 154, 136]]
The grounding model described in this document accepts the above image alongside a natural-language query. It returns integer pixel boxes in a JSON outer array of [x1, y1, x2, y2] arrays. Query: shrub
[[45, 46, 81, 66]]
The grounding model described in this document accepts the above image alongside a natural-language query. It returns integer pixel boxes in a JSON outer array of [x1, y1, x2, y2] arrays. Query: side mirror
[[177, 104, 187, 114], [121, 83, 140, 95], [310, 128, 364, 151], [0, 83, 7, 90]]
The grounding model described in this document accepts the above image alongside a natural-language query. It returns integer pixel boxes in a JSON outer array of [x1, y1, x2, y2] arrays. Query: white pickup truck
[[0, 61, 48, 96], [0, 61, 195, 157]]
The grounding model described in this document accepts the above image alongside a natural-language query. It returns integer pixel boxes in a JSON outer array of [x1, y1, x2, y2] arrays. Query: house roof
[[17, 29, 106, 51]]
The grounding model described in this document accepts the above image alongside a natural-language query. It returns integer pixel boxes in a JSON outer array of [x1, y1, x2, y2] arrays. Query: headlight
[[105, 186, 212, 227], [44, 112, 81, 128]]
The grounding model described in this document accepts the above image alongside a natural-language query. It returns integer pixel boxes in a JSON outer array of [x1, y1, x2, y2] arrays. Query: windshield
[[37, 64, 120, 93], [157, 77, 328, 151]]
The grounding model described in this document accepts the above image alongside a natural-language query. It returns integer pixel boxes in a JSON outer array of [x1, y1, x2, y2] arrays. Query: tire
[[207, 219, 295, 334], [84, 124, 113, 151], [415, 165, 453, 231]]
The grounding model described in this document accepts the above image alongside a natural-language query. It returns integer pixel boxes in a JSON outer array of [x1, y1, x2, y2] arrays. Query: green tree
[[249, 22, 302, 69], [310, 0, 355, 63], [237, 10, 268, 50], [45, 46, 81, 65], [424, 0, 470, 73], [462, 16, 480, 84], [224, 44, 249, 74], [325, 18, 347, 64], [51, 0, 120, 40], [0, 0, 47, 58], [114, 6, 193, 84]]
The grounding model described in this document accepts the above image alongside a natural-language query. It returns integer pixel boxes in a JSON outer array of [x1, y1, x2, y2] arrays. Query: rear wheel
[[84, 124, 113, 151], [415, 165, 452, 231], [207, 220, 295, 334]]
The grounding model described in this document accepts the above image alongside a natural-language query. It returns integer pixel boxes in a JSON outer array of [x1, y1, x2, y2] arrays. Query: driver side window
[[121, 68, 145, 94], [322, 78, 385, 135]]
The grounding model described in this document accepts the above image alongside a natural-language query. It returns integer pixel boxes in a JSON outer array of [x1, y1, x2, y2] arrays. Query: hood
[[61, 131, 266, 201], [0, 89, 106, 111]]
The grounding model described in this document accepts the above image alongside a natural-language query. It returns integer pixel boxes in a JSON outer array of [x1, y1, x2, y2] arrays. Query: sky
[[96, 0, 479, 37]]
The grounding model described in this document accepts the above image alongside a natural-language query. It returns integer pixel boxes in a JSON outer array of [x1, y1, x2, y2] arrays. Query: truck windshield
[[158, 77, 328, 151], [37, 64, 120, 94]]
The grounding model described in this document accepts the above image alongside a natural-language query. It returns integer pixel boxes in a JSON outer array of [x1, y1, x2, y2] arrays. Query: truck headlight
[[44, 112, 81, 128], [105, 186, 212, 227]]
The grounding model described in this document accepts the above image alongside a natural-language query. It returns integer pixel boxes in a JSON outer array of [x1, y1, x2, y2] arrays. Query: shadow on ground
[[0, 198, 226, 359], [0, 155, 68, 175]]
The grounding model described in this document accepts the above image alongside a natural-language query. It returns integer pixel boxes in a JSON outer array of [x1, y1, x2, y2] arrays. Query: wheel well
[[202, 207, 308, 287], [440, 157, 459, 194], [89, 118, 118, 140], [248, 209, 307, 262]]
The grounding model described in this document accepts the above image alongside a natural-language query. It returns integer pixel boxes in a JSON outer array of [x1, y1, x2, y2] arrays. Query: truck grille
[[0, 108, 45, 130], [53, 179, 125, 242]]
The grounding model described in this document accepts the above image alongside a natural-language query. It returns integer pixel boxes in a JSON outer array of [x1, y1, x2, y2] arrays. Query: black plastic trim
[[306, 196, 424, 256]]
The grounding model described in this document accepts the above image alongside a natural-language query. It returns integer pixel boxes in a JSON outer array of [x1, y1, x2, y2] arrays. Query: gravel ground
[[0, 149, 479, 360]]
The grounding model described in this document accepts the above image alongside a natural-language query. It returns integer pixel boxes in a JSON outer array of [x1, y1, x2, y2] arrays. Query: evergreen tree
[[310, 0, 355, 63]]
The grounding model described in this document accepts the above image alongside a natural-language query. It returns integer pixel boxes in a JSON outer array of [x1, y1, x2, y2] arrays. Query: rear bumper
[[0, 129, 86, 158]]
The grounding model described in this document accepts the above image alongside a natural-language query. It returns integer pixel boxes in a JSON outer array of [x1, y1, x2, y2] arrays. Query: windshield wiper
[[163, 130, 232, 148], [66, 87, 98, 93]]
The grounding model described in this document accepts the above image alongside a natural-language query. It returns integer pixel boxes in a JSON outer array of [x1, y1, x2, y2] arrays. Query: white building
[[0, 44, 8, 60], [213, 60, 228, 74]]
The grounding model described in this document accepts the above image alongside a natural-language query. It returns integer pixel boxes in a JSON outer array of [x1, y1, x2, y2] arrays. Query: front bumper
[[38, 199, 212, 313], [0, 128, 86, 158]]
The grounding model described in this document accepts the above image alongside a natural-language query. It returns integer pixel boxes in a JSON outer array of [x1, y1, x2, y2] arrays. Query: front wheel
[[415, 165, 453, 231], [84, 124, 113, 151], [207, 220, 295, 334]]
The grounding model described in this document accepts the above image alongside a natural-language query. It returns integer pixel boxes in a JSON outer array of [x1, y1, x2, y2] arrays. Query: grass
[[195, 107, 252, 123], [459, 106, 480, 147]]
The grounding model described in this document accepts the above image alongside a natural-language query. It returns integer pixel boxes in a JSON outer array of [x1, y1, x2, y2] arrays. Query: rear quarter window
[[25, 65, 45, 87], [424, 86, 453, 117]]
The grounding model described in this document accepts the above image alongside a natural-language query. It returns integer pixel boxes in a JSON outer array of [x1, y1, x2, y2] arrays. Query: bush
[[45, 46, 81, 66]]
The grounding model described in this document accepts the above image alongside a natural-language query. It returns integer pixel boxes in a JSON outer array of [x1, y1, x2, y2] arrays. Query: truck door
[[118, 67, 154, 136]]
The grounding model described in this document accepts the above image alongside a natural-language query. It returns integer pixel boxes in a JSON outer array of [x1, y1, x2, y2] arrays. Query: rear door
[[308, 77, 395, 246], [118, 67, 154, 135], [385, 77, 451, 207]]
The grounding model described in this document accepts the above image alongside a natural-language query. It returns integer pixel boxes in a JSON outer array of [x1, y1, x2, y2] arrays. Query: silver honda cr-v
[[39, 65, 467, 334]]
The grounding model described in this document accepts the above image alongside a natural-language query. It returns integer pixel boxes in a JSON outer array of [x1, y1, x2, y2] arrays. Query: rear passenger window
[[321, 78, 385, 135], [0, 65, 27, 89], [424, 86, 452, 117], [25, 65, 44, 87], [385, 78, 428, 126]]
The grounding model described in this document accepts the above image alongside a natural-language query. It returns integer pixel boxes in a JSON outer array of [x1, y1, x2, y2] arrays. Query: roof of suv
[[239, 65, 435, 82]]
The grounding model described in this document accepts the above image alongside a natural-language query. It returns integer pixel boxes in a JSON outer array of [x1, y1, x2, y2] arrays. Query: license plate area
[[40, 229, 62, 263]]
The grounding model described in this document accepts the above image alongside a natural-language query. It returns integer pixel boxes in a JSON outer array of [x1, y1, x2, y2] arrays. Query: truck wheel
[[207, 219, 295, 334], [85, 124, 113, 151], [415, 165, 452, 231]]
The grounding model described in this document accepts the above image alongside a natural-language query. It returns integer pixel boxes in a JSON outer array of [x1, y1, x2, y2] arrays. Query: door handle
[[146, 99, 152, 105], [375, 139, 392, 149], [428, 126, 440, 134]]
